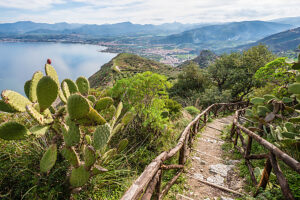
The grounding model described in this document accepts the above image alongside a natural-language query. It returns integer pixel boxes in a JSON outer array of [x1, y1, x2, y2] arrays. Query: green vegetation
[[171, 44, 275, 106], [0, 64, 134, 199], [0, 41, 299, 199], [88, 53, 180, 89]]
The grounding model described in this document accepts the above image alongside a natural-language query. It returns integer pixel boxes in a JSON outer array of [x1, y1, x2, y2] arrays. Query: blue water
[[0, 42, 116, 94]]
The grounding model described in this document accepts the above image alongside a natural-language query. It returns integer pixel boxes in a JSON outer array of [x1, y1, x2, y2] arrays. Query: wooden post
[[230, 123, 236, 138], [269, 153, 295, 200], [244, 135, 257, 185], [255, 156, 272, 197], [142, 170, 162, 200], [234, 129, 239, 146], [179, 132, 188, 164], [153, 170, 162, 200]]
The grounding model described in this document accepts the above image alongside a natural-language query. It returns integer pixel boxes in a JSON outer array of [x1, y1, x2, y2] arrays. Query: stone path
[[177, 116, 246, 200]]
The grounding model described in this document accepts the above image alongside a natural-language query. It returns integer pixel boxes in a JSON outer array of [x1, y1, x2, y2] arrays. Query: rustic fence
[[231, 108, 300, 200], [121, 102, 248, 200]]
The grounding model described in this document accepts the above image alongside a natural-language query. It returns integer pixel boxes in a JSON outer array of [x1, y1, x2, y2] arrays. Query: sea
[[0, 42, 116, 95]]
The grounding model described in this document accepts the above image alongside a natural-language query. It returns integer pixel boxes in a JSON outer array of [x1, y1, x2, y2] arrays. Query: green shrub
[[184, 106, 200, 116]]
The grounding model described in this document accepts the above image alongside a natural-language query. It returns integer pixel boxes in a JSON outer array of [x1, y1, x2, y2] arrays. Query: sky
[[0, 0, 300, 25]]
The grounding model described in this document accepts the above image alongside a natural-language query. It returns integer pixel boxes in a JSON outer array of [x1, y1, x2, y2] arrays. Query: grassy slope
[[88, 53, 181, 88]]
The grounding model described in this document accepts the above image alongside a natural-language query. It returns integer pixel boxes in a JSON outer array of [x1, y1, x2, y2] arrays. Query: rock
[[192, 156, 207, 165], [220, 196, 234, 200], [200, 168, 204, 172], [207, 174, 224, 186], [228, 160, 240, 165], [193, 173, 204, 180], [209, 163, 234, 177]]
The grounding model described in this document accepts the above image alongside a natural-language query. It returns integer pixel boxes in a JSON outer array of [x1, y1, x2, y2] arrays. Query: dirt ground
[[177, 116, 246, 200]]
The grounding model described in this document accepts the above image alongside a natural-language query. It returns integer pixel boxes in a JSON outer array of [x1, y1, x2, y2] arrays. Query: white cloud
[[0, 0, 300, 24], [0, 0, 64, 10]]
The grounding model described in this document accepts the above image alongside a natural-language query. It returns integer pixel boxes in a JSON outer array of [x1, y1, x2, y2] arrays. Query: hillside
[[232, 27, 300, 52], [88, 53, 180, 88], [178, 50, 217, 68], [153, 21, 293, 45]]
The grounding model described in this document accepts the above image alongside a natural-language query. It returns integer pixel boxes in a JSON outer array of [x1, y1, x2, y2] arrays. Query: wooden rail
[[121, 102, 248, 200], [231, 109, 300, 200]]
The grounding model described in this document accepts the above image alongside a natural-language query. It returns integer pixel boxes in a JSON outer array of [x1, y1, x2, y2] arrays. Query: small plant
[[184, 106, 200, 116], [0, 60, 134, 193]]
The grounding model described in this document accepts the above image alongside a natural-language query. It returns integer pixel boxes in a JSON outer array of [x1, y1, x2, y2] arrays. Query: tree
[[170, 62, 209, 105], [208, 44, 275, 100]]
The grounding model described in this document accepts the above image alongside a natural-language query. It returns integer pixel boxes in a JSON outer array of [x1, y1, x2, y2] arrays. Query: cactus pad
[[59, 89, 67, 104], [40, 144, 57, 173], [250, 97, 265, 105], [61, 147, 79, 167], [76, 76, 90, 96], [26, 104, 49, 125], [0, 100, 16, 113], [69, 165, 90, 187], [67, 94, 90, 120], [87, 108, 107, 125], [121, 112, 135, 125], [62, 81, 70, 99], [29, 125, 49, 136], [87, 95, 96, 103], [263, 94, 276, 102], [257, 106, 270, 117], [288, 83, 300, 94], [45, 64, 59, 85], [1, 90, 32, 112], [117, 139, 128, 152], [85, 135, 92, 145], [94, 97, 114, 112], [100, 105, 116, 121], [111, 123, 123, 136], [29, 71, 44, 102], [84, 146, 96, 169], [0, 121, 29, 140], [61, 79, 78, 94], [24, 80, 31, 99], [37, 76, 59, 112], [93, 123, 111, 150], [63, 119, 80, 147]]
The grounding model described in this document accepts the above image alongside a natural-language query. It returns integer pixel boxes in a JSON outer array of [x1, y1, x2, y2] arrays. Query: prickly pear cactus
[[246, 56, 300, 154], [0, 60, 130, 192]]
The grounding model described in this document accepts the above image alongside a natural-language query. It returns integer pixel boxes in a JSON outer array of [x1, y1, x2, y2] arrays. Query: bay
[[0, 42, 116, 95]]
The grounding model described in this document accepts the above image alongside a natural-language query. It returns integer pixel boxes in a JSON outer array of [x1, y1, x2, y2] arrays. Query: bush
[[164, 99, 182, 118], [184, 106, 200, 116]]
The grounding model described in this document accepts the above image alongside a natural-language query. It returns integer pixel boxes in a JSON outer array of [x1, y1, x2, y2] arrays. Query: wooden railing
[[121, 102, 248, 200], [231, 109, 300, 200]]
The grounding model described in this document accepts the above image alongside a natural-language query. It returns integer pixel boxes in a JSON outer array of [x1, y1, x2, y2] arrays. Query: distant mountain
[[153, 21, 293, 45], [0, 21, 206, 37], [270, 16, 300, 27], [0, 21, 82, 34], [232, 27, 300, 53], [88, 53, 180, 88], [179, 50, 217, 68]]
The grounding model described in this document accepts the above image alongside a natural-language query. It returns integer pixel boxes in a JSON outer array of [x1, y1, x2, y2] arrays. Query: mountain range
[[232, 26, 300, 53], [0, 21, 208, 37], [153, 21, 293, 45], [1, 17, 300, 53]]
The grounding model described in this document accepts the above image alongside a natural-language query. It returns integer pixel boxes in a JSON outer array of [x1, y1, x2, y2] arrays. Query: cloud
[[0, 0, 300, 24]]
